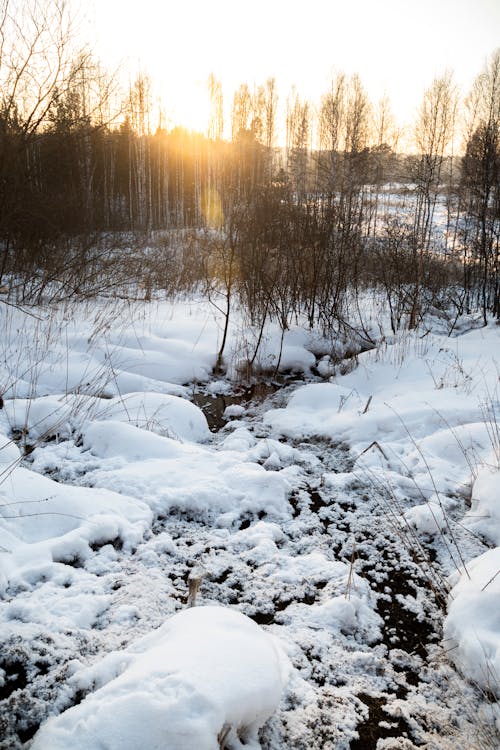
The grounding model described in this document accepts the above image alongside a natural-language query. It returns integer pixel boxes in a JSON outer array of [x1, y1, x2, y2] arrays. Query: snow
[[3, 391, 210, 444], [80, 428, 294, 521], [291, 595, 384, 644], [86, 392, 211, 442], [404, 496, 449, 536], [223, 403, 246, 419], [0, 458, 151, 595], [444, 547, 500, 698], [263, 323, 500, 709], [464, 465, 500, 546], [0, 296, 499, 748], [31, 606, 290, 750]]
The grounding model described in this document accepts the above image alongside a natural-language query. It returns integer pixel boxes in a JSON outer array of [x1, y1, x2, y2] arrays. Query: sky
[[88, 0, 499, 138]]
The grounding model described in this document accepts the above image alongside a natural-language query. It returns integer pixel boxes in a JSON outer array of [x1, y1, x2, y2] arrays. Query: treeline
[[0, 1, 498, 331]]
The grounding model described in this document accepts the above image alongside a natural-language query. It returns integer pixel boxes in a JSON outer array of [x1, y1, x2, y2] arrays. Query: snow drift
[[31, 605, 290, 750]]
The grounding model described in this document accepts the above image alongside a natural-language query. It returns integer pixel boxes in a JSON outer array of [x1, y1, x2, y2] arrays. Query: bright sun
[[93, 1, 217, 134], [160, 78, 211, 133]]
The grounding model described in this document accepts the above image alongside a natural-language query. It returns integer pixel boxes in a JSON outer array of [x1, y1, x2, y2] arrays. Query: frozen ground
[[0, 296, 499, 749]]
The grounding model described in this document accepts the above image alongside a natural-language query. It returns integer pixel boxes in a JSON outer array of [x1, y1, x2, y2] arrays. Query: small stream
[[192, 379, 478, 749], [0, 377, 492, 750]]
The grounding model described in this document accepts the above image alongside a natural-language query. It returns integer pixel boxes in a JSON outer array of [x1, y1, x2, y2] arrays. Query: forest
[[0, 1, 498, 336]]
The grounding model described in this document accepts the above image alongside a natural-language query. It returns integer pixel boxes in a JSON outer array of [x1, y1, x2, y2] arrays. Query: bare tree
[[369, 94, 399, 237], [461, 49, 500, 321], [316, 74, 372, 332], [286, 88, 310, 203], [413, 72, 457, 250], [408, 72, 457, 327], [231, 83, 252, 142], [205, 74, 224, 228], [0, 0, 83, 283], [0, 0, 78, 137], [262, 77, 278, 152], [126, 73, 153, 231]]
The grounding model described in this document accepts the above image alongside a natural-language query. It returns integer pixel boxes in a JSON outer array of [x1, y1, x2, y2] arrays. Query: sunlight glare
[[92, 0, 500, 136]]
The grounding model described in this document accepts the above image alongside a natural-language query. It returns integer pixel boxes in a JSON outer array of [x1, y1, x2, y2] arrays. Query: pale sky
[[88, 0, 499, 137]]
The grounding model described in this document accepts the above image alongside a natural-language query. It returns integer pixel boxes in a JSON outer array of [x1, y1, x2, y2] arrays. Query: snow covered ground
[[0, 295, 499, 749]]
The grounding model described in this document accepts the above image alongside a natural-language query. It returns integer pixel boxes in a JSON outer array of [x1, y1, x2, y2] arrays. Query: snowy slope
[[0, 297, 499, 748]]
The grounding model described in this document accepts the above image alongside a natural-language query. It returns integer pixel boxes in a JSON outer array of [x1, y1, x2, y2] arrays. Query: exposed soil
[[0, 382, 492, 750]]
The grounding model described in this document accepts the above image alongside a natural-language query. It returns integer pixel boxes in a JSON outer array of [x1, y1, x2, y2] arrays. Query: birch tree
[[408, 72, 457, 327], [461, 49, 500, 320]]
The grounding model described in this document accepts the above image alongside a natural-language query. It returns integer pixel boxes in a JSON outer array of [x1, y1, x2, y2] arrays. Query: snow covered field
[[0, 295, 499, 749]]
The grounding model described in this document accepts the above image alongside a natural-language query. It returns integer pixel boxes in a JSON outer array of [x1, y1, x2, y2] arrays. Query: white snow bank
[[464, 466, 500, 546], [273, 343, 316, 373], [404, 496, 448, 536], [83, 420, 183, 461], [3, 395, 84, 441], [218, 426, 257, 452], [3, 391, 210, 445], [238, 325, 317, 377], [286, 383, 362, 413], [264, 382, 486, 455], [0, 462, 151, 594], [92, 392, 210, 442], [444, 546, 500, 695], [264, 330, 499, 508], [31, 606, 290, 750], [0, 432, 21, 468], [82, 432, 294, 521], [93, 335, 214, 385]]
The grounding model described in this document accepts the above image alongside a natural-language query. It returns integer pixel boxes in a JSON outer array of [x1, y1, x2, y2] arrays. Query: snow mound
[[31, 606, 290, 750], [304, 595, 383, 643], [0, 461, 151, 594], [83, 440, 294, 521], [443, 546, 500, 695], [223, 403, 246, 419], [251, 329, 316, 376], [93, 392, 210, 442], [404, 497, 448, 536], [263, 382, 363, 438], [83, 420, 183, 461], [286, 383, 361, 412], [0, 432, 21, 467], [96, 332, 215, 385], [3, 395, 82, 441], [2, 391, 210, 445], [464, 466, 500, 546]]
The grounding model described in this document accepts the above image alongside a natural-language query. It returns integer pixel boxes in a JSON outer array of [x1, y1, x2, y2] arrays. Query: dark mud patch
[[362, 565, 439, 658], [307, 488, 327, 515], [0, 660, 28, 701], [249, 610, 275, 625], [192, 382, 280, 431], [350, 694, 415, 750], [17, 721, 39, 744]]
